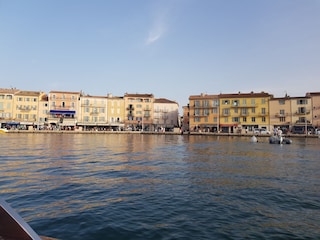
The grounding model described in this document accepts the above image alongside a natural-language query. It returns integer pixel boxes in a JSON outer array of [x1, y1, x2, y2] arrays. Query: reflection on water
[[0, 134, 319, 239]]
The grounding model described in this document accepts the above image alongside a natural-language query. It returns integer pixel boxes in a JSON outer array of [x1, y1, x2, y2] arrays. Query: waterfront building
[[13, 90, 47, 129], [0, 88, 19, 128], [153, 98, 179, 131], [106, 94, 125, 130], [269, 96, 292, 133], [306, 92, 320, 129], [290, 96, 313, 134], [181, 105, 190, 132], [48, 91, 81, 129], [188, 93, 219, 132], [78, 94, 108, 130], [218, 92, 273, 133], [124, 93, 154, 131], [38, 94, 49, 129]]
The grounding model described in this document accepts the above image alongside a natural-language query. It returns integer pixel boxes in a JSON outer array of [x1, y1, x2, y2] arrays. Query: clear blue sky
[[1, 0, 319, 112]]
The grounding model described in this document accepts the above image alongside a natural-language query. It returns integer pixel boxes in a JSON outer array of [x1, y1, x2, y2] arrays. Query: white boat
[[269, 135, 292, 144], [0, 198, 45, 240]]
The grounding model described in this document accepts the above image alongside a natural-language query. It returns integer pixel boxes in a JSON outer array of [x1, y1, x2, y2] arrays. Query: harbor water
[[0, 133, 319, 239]]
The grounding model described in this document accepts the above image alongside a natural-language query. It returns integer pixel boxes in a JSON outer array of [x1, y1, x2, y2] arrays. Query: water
[[0, 133, 319, 240]]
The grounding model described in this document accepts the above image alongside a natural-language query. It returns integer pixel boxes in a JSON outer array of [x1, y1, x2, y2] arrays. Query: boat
[[0, 198, 56, 240], [250, 135, 258, 143], [269, 135, 292, 144], [0, 128, 8, 133]]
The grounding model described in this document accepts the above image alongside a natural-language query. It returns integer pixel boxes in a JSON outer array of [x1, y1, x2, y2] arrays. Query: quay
[[3, 130, 320, 139]]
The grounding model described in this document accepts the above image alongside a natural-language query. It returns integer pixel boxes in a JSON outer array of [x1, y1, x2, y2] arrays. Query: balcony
[[294, 111, 310, 115]]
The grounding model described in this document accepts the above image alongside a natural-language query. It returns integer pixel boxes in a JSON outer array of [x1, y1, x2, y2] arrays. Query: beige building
[[13, 90, 47, 129], [269, 96, 292, 133], [48, 91, 81, 129], [78, 94, 108, 130], [124, 93, 154, 131], [0, 88, 19, 128], [290, 96, 312, 134], [153, 98, 179, 131], [306, 92, 320, 129], [106, 94, 125, 130]]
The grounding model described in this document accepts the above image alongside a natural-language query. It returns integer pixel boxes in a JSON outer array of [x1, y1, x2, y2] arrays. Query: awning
[[220, 124, 238, 127], [49, 110, 76, 114], [6, 122, 20, 125]]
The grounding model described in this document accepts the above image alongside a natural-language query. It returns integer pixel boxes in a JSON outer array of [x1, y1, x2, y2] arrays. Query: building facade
[[124, 93, 154, 131], [218, 92, 272, 133], [153, 98, 179, 131], [188, 93, 219, 132], [48, 91, 81, 129]]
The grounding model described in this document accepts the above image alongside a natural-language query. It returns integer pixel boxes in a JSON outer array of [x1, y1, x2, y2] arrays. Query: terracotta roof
[[49, 90, 81, 94], [124, 93, 154, 98], [0, 88, 20, 94], [15, 90, 44, 96], [219, 92, 273, 98], [154, 98, 178, 104]]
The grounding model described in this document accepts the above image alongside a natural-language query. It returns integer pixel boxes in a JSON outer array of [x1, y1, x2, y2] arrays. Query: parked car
[[254, 128, 270, 134]]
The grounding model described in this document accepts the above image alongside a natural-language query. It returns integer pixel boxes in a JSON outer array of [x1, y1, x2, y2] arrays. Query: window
[[212, 108, 218, 114], [224, 117, 228, 123], [298, 107, 306, 114], [261, 98, 266, 104], [6, 95, 12, 100], [251, 108, 255, 113], [203, 109, 209, 116], [0, 95, 4, 99], [262, 117, 266, 122], [242, 99, 247, 105], [251, 99, 255, 106], [232, 117, 239, 122], [261, 108, 266, 114], [194, 117, 200, 122], [297, 99, 308, 105], [243, 117, 247, 122], [213, 117, 217, 122], [223, 109, 230, 115], [251, 117, 256, 122], [212, 100, 219, 106], [280, 117, 286, 122], [232, 100, 239, 106], [194, 100, 200, 107], [194, 109, 200, 116], [223, 100, 230, 105], [136, 104, 142, 108], [280, 109, 285, 115], [203, 100, 209, 107], [279, 99, 285, 105]]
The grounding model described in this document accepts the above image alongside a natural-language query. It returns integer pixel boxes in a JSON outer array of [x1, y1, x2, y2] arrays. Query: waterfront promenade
[[4, 129, 320, 139]]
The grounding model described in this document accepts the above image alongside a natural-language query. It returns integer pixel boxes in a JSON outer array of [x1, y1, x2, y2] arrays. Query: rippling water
[[0, 133, 319, 239]]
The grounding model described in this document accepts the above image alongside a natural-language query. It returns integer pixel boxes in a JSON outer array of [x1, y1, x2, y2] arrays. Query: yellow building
[[13, 90, 47, 129], [218, 92, 273, 133], [124, 93, 154, 131], [188, 93, 219, 132], [106, 94, 125, 130], [0, 88, 19, 128], [306, 92, 320, 129], [48, 91, 81, 129]]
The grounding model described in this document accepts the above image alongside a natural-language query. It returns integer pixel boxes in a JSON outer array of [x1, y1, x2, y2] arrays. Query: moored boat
[[0, 128, 8, 133], [0, 198, 48, 240], [269, 135, 292, 144]]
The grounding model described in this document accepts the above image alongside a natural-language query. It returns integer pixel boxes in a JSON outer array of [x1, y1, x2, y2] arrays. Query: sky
[[1, 0, 320, 112]]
